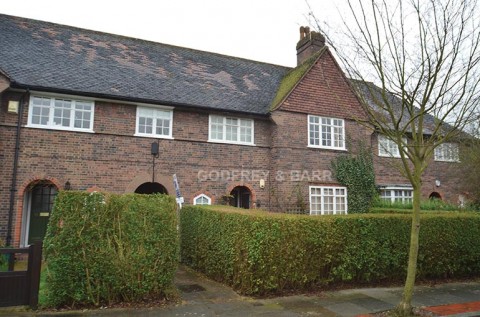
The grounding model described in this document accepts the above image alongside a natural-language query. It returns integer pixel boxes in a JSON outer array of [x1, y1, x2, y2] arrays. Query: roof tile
[[0, 14, 290, 115]]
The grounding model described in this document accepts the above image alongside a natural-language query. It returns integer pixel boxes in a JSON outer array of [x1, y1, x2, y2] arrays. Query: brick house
[[0, 15, 463, 247]]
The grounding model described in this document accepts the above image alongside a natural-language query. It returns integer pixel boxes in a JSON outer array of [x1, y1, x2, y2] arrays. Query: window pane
[[309, 120, 320, 146], [139, 117, 153, 134], [211, 115, 223, 124], [156, 118, 170, 136], [138, 108, 154, 117], [226, 125, 237, 141], [238, 119, 252, 143], [31, 97, 51, 125], [74, 102, 92, 129], [324, 195, 334, 215], [321, 117, 332, 147], [336, 196, 346, 214], [155, 109, 170, 119], [333, 126, 343, 148], [210, 123, 223, 140], [53, 99, 70, 126], [225, 118, 238, 141], [210, 116, 224, 140]]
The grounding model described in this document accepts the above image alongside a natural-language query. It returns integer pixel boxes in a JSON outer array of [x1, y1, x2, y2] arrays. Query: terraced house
[[0, 15, 463, 247]]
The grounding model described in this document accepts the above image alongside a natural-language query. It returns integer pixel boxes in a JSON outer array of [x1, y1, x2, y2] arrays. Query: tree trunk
[[396, 183, 421, 315]]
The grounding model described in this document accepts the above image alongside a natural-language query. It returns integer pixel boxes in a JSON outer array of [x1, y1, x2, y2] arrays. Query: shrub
[[372, 198, 465, 211], [331, 146, 377, 213], [43, 191, 178, 307], [181, 206, 480, 296]]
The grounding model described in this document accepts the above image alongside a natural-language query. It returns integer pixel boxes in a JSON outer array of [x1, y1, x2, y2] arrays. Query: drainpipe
[[6, 89, 28, 247]]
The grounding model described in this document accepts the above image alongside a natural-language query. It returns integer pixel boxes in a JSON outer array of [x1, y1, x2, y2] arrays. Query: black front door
[[28, 184, 57, 244], [231, 186, 251, 209]]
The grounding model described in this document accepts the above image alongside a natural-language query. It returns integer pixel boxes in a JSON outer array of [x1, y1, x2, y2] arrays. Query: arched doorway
[[23, 180, 58, 245], [429, 192, 442, 200], [134, 182, 168, 195], [230, 186, 251, 209]]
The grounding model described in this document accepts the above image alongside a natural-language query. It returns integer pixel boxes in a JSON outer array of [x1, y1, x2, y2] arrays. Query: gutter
[[6, 89, 28, 247]]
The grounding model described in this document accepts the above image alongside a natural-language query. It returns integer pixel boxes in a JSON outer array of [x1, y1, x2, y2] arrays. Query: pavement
[[1, 265, 480, 317]]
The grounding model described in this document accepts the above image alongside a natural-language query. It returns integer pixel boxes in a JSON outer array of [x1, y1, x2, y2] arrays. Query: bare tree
[[308, 0, 480, 314]]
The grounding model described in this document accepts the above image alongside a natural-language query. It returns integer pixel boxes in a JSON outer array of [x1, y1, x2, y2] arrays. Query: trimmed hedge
[[43, 191, 179, 307], [180, 206, 480, 295]]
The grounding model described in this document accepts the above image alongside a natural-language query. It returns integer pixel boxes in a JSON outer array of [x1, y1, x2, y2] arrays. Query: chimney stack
[[296, 26, 325, 65]]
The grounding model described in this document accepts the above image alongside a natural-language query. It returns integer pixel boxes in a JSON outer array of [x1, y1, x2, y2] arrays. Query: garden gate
[[0, 241, 42, 309]]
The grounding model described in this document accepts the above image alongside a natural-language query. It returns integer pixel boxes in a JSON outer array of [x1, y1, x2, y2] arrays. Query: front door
[[230, 186, 251, 209], [27, 184, 57, 244], [240, 191, 250, 209]]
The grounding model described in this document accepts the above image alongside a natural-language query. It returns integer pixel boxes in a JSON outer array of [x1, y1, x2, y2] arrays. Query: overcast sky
[[0, 0, 346, 67]]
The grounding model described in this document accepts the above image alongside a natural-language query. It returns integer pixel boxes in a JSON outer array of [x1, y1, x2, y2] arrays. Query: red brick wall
[[372, 133, 464, 203], [0, 95, 272, 246], [269, 110, 373, 211]]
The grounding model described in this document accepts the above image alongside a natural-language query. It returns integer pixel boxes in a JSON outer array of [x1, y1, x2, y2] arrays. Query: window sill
[[26, 124, 94, 133], [134, 133, 174, 139], [307, 145, 347, 151], [378, 154, 401, 158], [309, 211, 349, 216], [434, 159, 460, 163], [208, 139, 256, 146]]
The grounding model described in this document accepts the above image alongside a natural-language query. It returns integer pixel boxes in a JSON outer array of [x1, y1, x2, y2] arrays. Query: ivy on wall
[[331, 145, 377, 213]]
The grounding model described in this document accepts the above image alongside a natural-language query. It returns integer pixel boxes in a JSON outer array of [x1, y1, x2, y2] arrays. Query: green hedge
[[180, 206, 480, 295], [43, 191, 179, 307]]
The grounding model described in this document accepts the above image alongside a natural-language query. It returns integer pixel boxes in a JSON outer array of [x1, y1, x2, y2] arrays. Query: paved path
[[2, 265, 480, 316]]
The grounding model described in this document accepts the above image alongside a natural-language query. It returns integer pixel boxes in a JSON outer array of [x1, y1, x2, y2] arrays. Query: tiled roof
[[0, 14, 290, 115], [269, 49, 326, 111], [352, 80, 441, 135]]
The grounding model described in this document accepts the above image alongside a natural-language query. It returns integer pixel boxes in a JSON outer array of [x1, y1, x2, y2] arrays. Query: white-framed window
[[193, 194, 211, 205], [135, 106, 173, 138], [378, 134, 402, 157], [308, 115, 345, 150], [309, 186, 347, 215], [27, 96, 94, 132], [209, 115, 254, 145], [434, 143, 459, 162], [380, 187, 413, 204]]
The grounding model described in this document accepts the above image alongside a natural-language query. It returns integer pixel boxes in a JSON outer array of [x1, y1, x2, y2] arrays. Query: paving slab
[[1, 266, 479, 317]]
